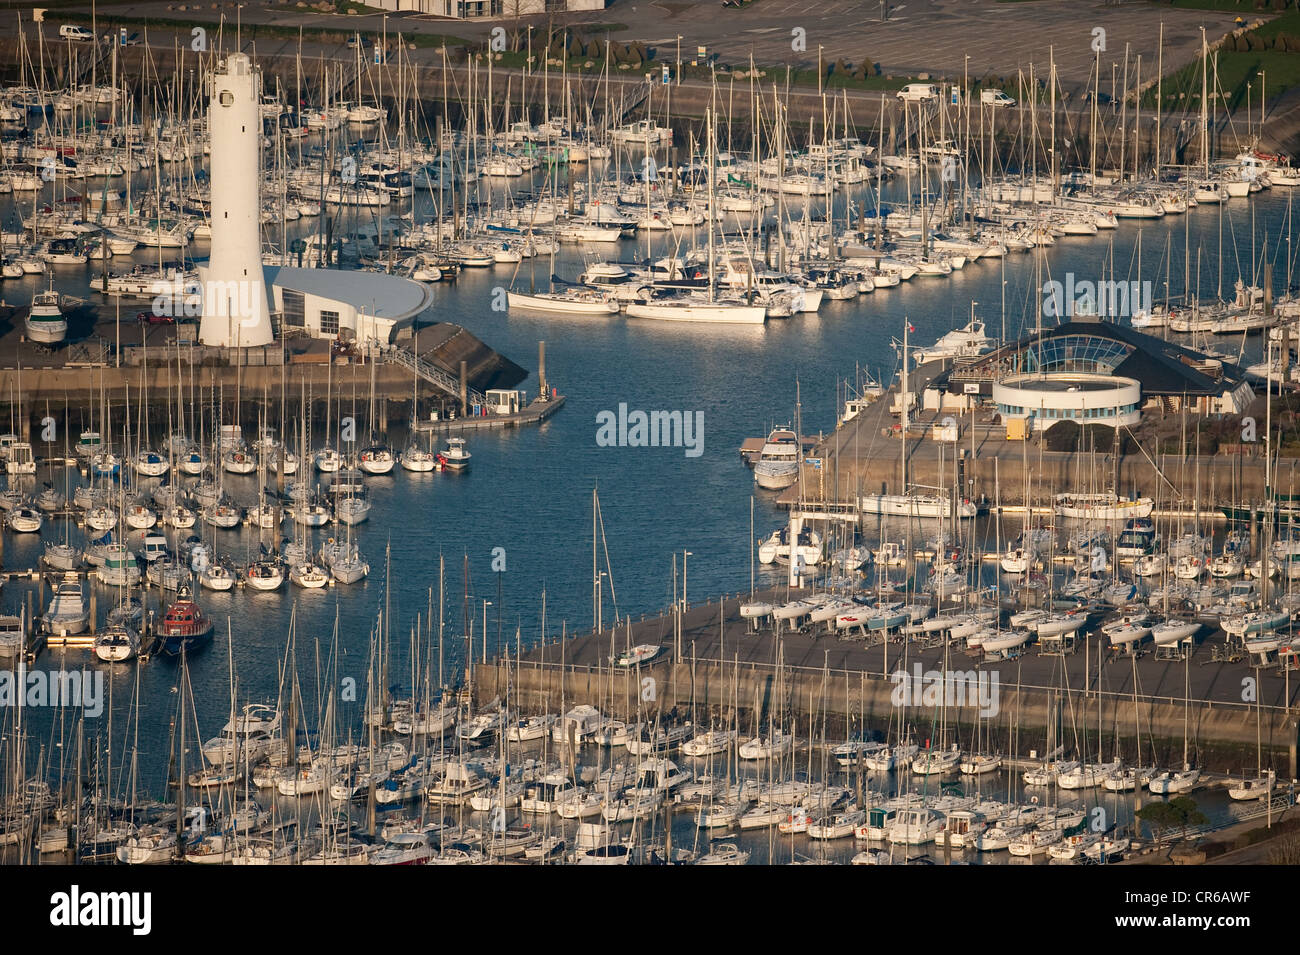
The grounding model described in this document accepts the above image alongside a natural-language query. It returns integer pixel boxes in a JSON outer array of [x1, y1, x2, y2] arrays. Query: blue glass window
[[1018, 335, 1135, 375]]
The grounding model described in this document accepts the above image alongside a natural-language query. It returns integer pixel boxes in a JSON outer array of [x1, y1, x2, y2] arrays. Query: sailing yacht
[[0, 614, 22, 659], [93, 624, 140, 663], [1228, 769, 1275, 800], [1147, 767, 1201, 794], [358, 443, 395, 475], [626, 290, 767, 324], [1054, 493, 1154, 521], [314, 445, 342, 473], [245, 556, 285, 591], [289, 561, 331, 589], [508, 287, 619, 313], [400, 442, 436, 471], [6, 505, 42, 533], [737, 730, 794, 760]]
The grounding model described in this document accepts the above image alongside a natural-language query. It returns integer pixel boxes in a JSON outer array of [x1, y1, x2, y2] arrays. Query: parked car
[[59, 24, 95, 41], [980, 89, 1016, 108]]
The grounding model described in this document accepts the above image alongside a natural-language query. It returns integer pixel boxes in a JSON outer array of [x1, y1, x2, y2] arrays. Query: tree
[[1138, 796, 1208, 847], [1169, 796, 1208, 840], [1043, 420, 1080, 452], [1136, 801, 1181, 847]]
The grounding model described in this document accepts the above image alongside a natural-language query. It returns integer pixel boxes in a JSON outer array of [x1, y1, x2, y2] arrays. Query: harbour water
[[1, 126, 1296, 864]]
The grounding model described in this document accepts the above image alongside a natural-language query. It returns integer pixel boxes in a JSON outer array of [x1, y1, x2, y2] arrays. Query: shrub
[[1043, 420, 1081, 451]]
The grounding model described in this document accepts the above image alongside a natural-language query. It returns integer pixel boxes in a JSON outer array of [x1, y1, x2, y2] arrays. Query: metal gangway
[[372, 342, 485, 409]]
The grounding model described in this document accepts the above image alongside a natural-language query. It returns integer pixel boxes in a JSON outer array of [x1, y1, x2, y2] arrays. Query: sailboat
[[1148, 648, 1201, 794], [357, 356, 395, 474], [625, 108, 766, 325]]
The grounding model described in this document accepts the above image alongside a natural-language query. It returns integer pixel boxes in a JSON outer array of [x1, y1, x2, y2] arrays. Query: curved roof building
[[943, 316, 1254, 425]]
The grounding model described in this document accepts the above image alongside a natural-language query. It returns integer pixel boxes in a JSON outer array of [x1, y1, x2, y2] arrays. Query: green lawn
[[1145, 9, 1300, 109], [1248, 6, 1300, 35], [1147, 49, 1300, 111]]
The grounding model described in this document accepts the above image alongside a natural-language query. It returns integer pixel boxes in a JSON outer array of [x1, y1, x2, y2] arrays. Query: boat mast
[[901, 319, 909, 495], [708, 106, 716, 303]]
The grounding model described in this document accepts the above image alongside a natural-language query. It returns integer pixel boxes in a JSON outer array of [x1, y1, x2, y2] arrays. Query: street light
[[677, 35, 682, 85]]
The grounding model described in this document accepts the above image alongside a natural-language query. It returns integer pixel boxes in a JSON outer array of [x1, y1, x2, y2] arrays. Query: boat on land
[[612, 644, 662, 667]]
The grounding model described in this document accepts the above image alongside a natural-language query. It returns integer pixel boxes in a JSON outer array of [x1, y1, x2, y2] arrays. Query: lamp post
[[677, 35, 682, 85], [818, 45, 824, 96], [963, 54, 969, 221]]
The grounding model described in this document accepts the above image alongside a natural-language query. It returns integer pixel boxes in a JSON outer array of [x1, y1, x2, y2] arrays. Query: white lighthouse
[[198, 53, 273, 348]]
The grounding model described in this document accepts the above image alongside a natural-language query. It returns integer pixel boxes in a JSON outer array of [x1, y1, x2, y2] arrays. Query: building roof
[[950, 317, 1248, 397], [265, 265, 433, 321]]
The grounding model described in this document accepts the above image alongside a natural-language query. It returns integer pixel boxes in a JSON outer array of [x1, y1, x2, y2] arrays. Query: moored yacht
[[753, 427, 801, 490]]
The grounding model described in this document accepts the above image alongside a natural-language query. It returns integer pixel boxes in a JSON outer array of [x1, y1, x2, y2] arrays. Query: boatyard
[[474, 586, 1300, 771]]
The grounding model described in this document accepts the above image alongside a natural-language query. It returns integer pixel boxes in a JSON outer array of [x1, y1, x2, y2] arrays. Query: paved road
[[40, 0, 1250, 93]]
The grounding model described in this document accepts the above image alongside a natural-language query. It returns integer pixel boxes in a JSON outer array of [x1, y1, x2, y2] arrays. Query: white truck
[[980, 89, 1016, 108]]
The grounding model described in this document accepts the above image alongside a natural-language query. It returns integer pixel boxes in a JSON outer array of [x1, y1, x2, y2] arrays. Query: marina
[[0, 4, 1295, 894]]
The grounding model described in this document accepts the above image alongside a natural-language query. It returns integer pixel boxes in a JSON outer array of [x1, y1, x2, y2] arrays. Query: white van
[[980, 89, 1016, 108], [896, 83, 939, 103], [59, 24, 95, 41]]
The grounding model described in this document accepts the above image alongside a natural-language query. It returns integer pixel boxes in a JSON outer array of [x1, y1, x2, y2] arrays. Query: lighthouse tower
[[198, 53, 273, 348]]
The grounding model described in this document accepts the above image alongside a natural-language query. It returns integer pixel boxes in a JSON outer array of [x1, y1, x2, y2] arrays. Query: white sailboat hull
[[625, 301, 766, 324]]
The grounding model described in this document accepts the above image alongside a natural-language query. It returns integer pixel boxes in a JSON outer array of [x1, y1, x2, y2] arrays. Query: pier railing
[[63, 337, 113, 368], [371, 342, 486, 408]]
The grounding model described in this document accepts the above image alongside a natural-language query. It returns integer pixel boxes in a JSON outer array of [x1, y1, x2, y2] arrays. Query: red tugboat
[[157, 582, 215, 656]]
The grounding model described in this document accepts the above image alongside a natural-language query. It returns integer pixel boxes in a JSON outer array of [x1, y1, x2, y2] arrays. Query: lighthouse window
[[220, 91, 233, 107]]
